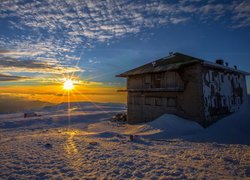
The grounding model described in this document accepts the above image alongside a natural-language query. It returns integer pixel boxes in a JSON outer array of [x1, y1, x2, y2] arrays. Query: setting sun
[[63, 79, 74, 90]]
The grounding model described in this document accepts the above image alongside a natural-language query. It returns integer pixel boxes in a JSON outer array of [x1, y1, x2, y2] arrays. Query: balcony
[[117, 86, 185, 92]]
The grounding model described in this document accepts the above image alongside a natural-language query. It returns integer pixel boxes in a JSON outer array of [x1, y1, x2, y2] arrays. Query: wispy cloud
[[0, 1, 248, 46], [0, 56, 83, 74], [0, 49, 43, 57], [0, 0, 249, 83], [232, 1, 250, 28], [0, 73, 29, 81]]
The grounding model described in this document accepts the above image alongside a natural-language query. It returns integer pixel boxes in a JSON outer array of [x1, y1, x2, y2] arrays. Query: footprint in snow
[[44, 143, 53, 149]]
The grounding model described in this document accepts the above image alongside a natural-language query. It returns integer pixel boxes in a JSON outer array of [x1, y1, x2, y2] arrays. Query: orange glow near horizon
[[0, 84, 127, 104]]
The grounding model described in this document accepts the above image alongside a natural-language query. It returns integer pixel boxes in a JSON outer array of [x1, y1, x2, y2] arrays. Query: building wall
[[127, 64, 204, 124], [127, 71, 184, 90], [127, 92, 180, 123], [202, 66, 248, 125]]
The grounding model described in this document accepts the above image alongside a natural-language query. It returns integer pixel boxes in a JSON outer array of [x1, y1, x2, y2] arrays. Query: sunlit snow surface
[[0, 101, 250, 179]]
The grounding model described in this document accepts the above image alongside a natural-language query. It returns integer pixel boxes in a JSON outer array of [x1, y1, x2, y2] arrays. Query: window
[[211, 72, 215, 81], [166, 72, 176, 88], [153, 73, 162, 88], [168, 97, 177, 107], [134, 97, 141, 105], [145, 75, 151, 83], [211, 85, 215, 95], [155, 98, 162, 106], [144, 75, 151, 88], [128, 96, 133, 104], [223, 98, 227, 106], [145, 97, 151, 105], [205, 97, 208, 106], [155, 74, 162, 80], [221, 74, 224, 83], [213, 99, 217, 107], [162, 98, 168, 106]]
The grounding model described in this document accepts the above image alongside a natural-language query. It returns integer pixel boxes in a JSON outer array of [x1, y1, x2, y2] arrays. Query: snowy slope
[[0, 102, 126, 129], [0, 101, 250, 179]]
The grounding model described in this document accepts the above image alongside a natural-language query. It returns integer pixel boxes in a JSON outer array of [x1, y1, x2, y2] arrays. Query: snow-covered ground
[[0, 101, 250, 179]]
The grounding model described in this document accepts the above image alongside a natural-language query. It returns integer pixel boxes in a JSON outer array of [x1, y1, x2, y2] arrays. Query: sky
[[0, 0, 250, 105]]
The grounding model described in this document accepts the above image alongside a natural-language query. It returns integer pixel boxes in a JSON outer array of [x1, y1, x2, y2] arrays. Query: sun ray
[[73, 88, 114, 117], [63, 79, 74, 90], [67, 90, 71, 129], [62, 77, 76, 129], [71, 93, 87, 115]]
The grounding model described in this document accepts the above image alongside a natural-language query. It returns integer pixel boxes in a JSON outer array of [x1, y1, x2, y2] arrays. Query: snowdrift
[[125, 96, 250, 144], [187, 98, 250, 144], [126, 114, 203, 139]]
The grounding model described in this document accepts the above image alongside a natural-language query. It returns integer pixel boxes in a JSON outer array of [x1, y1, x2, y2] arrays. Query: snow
[[186, 97, 250, 144], [202, 69, 247, 116], [133, 114, 203, 139], [0, 101, 250, 179]]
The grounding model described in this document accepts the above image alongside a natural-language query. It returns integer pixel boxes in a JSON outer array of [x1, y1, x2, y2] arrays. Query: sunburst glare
[[63, 79, 74, 90]]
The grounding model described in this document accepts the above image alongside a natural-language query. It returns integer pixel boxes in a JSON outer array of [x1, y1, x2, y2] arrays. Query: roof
[[201, 60, 250, 75], [116, 52, 250, 77]]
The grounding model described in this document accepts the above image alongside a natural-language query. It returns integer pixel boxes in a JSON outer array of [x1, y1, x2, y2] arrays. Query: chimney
[[234, 65, 237, 70], [216, 59, 224, 65], [225, 62, 229, 67]]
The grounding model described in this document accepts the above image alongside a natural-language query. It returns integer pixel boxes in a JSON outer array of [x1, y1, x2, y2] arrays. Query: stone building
[[117, 52, 249, 127]]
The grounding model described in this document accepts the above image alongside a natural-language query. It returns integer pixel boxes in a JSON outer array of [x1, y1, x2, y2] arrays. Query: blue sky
[[0, 0, 250, 91]]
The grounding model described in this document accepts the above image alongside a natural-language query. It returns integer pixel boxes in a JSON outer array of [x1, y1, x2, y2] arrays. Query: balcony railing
[[117, 86, 184, 92]]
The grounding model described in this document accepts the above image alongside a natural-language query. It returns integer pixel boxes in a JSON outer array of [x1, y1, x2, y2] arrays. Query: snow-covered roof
[[201, 60, 250, 75], [117, 52, 250, 77]]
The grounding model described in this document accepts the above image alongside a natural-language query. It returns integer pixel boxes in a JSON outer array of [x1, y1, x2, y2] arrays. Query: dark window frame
[[155, 97, 162, 106], [167, 97, 177, 107], [145, 97, 151, 105]]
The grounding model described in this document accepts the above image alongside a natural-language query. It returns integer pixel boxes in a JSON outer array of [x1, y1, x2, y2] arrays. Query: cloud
[[0, 1, 197, 46], [0, 0, 249, 80], [232, 1, 250, 28], [0, 73, 29, 81], [0, 49, 43, 57], [170, 17, 190, 24], [0, 1, 248, 45], [0, 56, 83, 74]]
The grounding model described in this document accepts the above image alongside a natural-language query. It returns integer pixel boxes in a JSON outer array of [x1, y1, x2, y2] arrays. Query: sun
[[63, 79, 74, 90]]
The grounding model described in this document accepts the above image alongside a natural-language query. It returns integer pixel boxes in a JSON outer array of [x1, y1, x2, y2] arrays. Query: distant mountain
[[42, 101, 126, 112], [0, 95, 53, 114]]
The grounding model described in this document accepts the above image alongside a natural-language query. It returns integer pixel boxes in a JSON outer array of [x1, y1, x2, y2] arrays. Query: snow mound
[[86, 114, 203, 140], [187, 100, 250, 144], [131, 114, 203, 139]]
